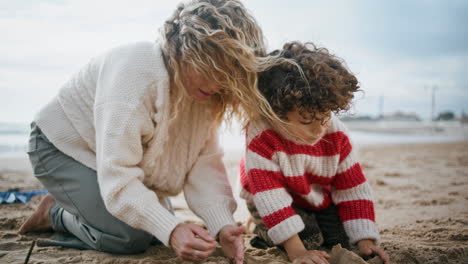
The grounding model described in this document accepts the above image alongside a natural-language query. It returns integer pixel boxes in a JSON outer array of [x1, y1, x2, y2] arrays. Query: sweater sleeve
[[92, 44, 183, 246], [94, 103, 182, 246], [246, 131, 305, 245], [183, 127, 237, 237], [331, 134, 380, 244]]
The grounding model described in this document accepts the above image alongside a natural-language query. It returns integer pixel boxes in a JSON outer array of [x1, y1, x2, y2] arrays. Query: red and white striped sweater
[[240, 115, 380, 245]]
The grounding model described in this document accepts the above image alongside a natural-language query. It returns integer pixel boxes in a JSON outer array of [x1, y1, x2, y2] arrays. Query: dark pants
[[247, 201, 350, 250], [27, 123, 156, 254]]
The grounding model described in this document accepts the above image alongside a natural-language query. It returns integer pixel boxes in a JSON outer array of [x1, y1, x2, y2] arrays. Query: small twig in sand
[[24, 240, 36, 264]]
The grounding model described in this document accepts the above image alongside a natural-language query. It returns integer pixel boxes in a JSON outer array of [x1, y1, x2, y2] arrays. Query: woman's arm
[[182, 127, 244, 263], [94, 102, 182, 246], [92, 44, 184, 246], [183, 126, 237, 236]]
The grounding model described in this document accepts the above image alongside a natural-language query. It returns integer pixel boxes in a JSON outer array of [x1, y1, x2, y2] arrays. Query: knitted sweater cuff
[[138, 204, 183, 246], [196, 202, 236, 237], [343, 219, 381, 245], [267, 215, 305, 244]]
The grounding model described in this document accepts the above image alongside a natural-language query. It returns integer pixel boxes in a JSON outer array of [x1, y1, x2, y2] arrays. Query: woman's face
[[181, 65, 222, 103]]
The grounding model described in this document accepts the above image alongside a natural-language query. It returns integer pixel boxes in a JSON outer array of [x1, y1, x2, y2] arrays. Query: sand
[[1, 142, 467, 264]]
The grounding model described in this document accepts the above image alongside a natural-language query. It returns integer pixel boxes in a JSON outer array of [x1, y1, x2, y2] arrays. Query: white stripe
[[246, 119, 271, 144], [343, 219, 380, 244], [253, 188, 292, 218], [274, 152, 339, 177], [301, 184, 325, 206], [329, 115, 347, 133], [267, 215, 305, 244], [245, 149, 280, 172], [332, 182, 373, 204], [337, 149, 357, 174]]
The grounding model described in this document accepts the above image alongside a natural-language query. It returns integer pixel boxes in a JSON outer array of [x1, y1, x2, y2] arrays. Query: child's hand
[[292, 250, 330, 264], [219, 225, 245, 264], [357, 239, 390, 264]]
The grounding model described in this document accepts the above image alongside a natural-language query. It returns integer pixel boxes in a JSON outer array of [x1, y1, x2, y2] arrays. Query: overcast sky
[[1, 0, 467, 123]]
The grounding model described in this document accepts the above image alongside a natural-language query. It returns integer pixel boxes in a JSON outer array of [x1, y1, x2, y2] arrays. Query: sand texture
[[1, 142, 467, 263]]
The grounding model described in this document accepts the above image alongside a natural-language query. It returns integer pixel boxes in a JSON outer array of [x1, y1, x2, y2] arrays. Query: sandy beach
[[1, 142, 467, 264]]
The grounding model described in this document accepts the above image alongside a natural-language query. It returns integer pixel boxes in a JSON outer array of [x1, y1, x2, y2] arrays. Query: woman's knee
[[126, 229, 154, 254], [98, 227, 153, 254]]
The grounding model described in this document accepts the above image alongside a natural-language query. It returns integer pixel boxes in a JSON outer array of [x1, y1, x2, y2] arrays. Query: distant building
[[435, 111, 455, 121], [338, 115, 375, 122], [339, 111, 423, 122], [380, 111, 422, 121]]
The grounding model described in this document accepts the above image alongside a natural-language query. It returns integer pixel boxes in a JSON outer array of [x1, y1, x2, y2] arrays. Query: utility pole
[[431, 85, 438, 121], [425, 85, 438, 121], [378, 95, 384, 119]]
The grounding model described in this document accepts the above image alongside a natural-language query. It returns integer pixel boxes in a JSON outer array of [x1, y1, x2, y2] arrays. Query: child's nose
[[310, 125, 325, 135]]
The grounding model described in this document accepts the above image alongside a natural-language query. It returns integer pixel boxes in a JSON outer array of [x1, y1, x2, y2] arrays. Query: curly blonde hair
[[160, 0, 283, 128]]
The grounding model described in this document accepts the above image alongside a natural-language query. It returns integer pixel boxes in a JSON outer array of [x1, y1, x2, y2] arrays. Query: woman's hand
[[292, 250, 330, 264], [169, 223, 217, 262], [358, 239, 390, 264], [219, 225, 245, 264]]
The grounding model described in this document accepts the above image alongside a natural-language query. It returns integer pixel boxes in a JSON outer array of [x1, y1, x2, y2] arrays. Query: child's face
[[284, 110, 331, 144]]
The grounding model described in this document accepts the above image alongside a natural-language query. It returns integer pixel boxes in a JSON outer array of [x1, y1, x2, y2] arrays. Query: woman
[[18, 1, 270, 263]]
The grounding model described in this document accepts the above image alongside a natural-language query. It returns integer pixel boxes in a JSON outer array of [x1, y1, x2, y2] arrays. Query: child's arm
[[332, 132, 388, 262], [245, 125, 329, 262], [247, 153, 305, 245], [246, 146, 329, 262], [244, 134, 304, 246], [357, 239, 390, 264], [283, 234, 307, 259], [284, 235, 330, 263], [331, 134, 380, 244]]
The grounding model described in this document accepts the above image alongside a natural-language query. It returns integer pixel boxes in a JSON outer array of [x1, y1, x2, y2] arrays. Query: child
[[240, 42, 390, 264]]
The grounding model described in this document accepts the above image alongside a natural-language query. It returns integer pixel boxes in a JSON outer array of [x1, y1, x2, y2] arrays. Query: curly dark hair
[[258, 41, 360, 122]]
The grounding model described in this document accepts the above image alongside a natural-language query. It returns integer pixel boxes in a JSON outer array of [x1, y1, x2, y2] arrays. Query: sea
[[1, 121, 467, 157], [0, 123, 30, 157]]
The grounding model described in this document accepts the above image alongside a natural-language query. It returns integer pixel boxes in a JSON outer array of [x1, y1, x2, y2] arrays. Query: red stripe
[[248, 130, 284, 159], [338, 200, 375, 222], [304, 173, 333, 185], [332, 163, 366, 190], [248, 169, 285, 194], [290, 192, 332, 211], [281, 132, 344, 156], [284, 174, 332, 195], [290, 193, 314, 210], [262, 206, 297, 228], [284, 176, 311, 195], [339, 136, 352, 163], [239, 157, 250, 192], [248, 130, 348, 159]]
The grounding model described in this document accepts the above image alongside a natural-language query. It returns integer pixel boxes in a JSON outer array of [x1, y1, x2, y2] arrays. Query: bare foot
[[18, 194, 56, 234]]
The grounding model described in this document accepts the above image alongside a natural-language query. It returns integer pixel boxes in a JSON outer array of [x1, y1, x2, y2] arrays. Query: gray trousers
[[27, 123, 155, 254]]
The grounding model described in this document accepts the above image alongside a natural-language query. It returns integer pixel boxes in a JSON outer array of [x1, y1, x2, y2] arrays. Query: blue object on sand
[[0, 190, 48, 204]]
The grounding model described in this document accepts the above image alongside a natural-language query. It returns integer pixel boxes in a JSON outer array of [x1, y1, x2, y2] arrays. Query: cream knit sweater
[[34, 41, 236, 246]]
